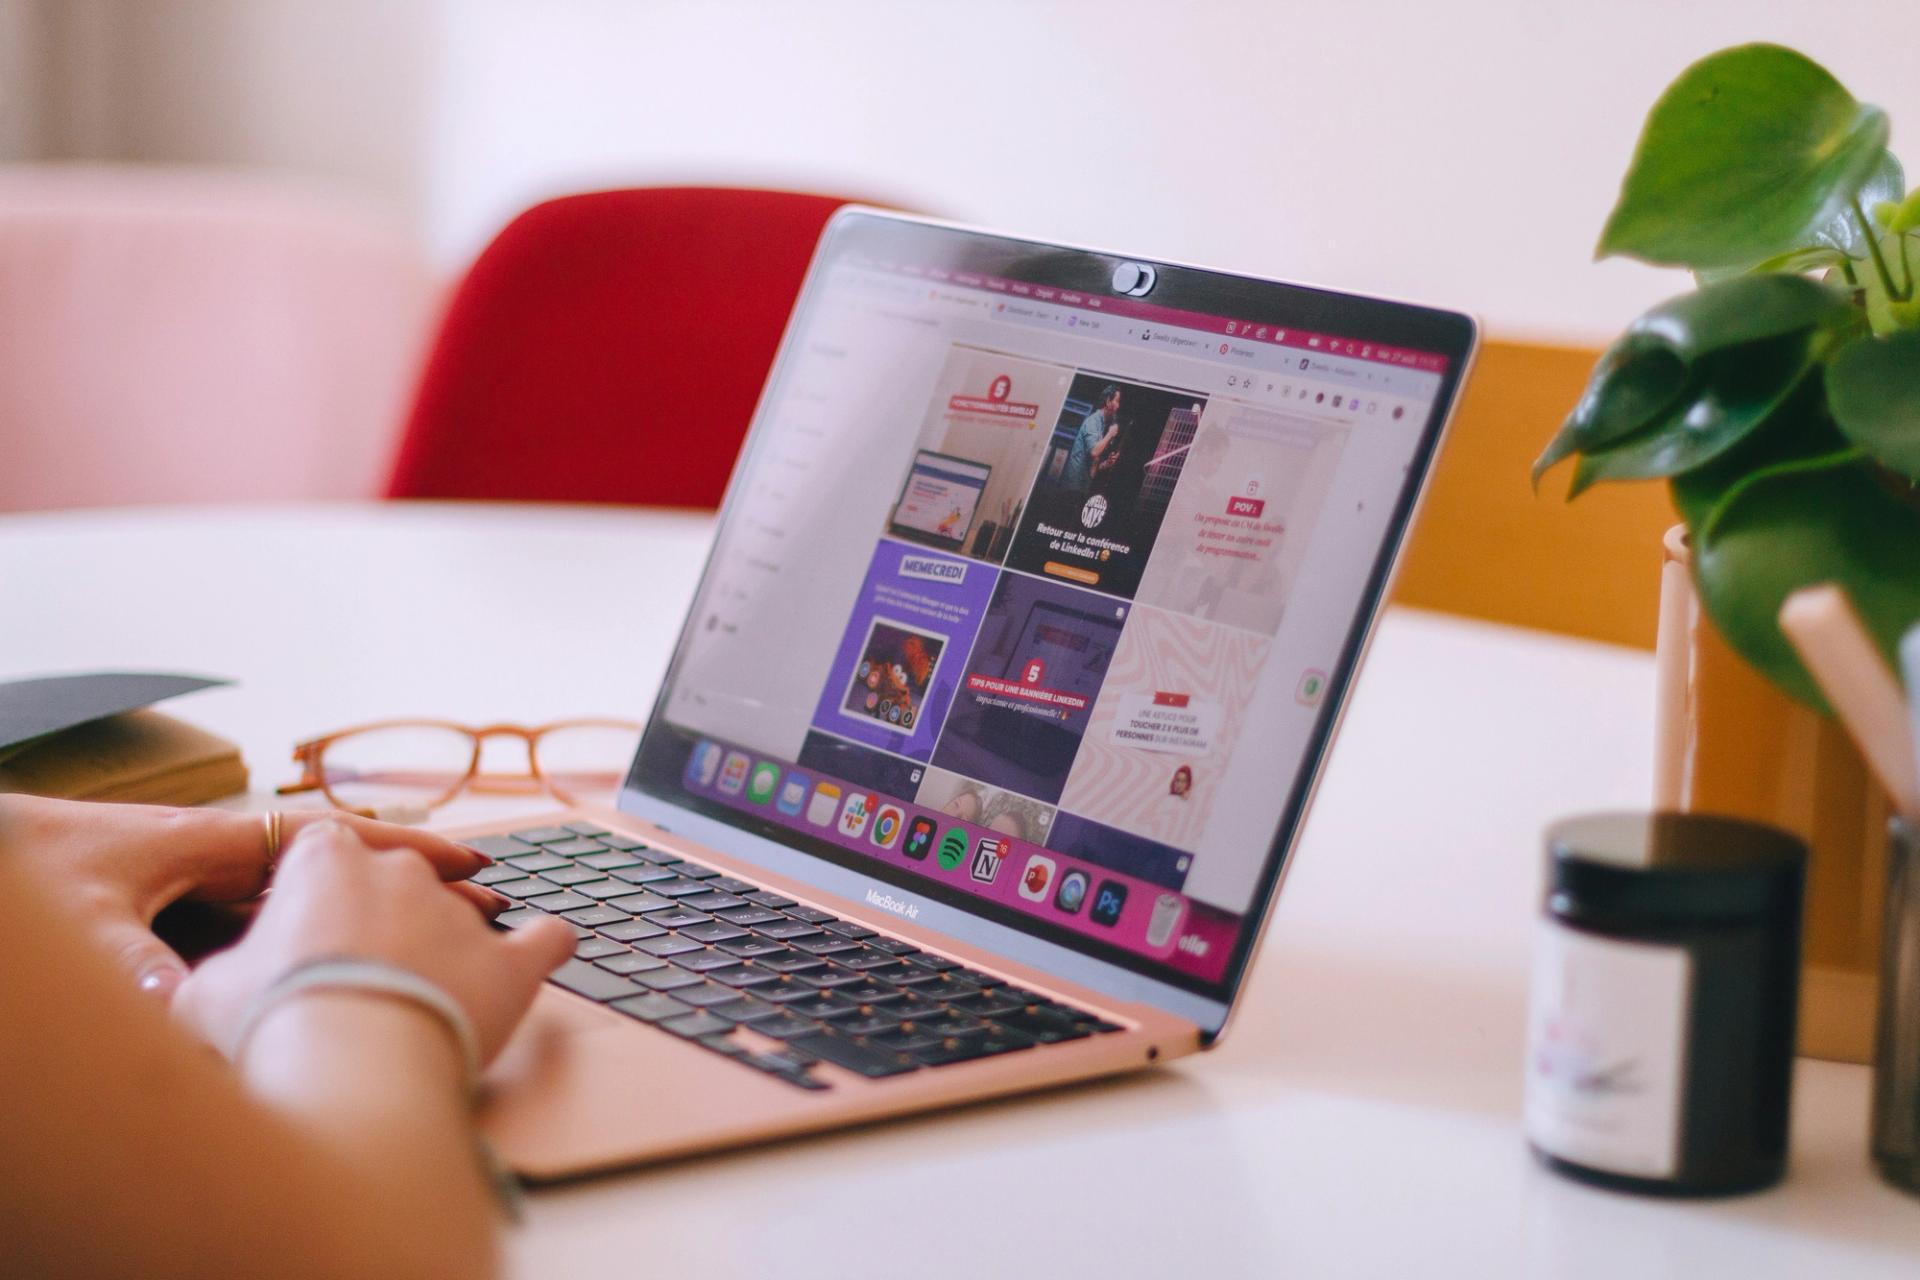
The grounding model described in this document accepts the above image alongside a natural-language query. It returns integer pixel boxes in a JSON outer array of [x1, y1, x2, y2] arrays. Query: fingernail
[[465, 844, 495, 866], [139, 968, 181, 998]]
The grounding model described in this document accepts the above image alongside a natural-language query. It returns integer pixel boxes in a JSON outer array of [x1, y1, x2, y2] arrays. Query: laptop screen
[[627, 213, 1471, 1000]]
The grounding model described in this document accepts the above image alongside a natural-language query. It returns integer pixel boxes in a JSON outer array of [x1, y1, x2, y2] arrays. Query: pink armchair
[[0, 165, 434, 512]]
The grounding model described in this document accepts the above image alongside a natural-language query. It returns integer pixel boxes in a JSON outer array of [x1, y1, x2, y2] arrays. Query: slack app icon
[[1090, 880, 1128, 927], [903, 815, 937, 860]]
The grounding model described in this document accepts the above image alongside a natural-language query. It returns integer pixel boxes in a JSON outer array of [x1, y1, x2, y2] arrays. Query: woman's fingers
[[498, 916, 576, 1003], [443, 879, 512, 918], [280, 812, 490, 882], [95, 916, 190, 1000]]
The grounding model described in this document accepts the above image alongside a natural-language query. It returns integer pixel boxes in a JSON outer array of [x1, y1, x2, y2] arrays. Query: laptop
[[460, 210, 1477, 1180]]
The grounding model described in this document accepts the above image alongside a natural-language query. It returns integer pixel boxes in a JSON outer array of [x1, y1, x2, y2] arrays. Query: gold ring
[[262, 810, 286, 877]]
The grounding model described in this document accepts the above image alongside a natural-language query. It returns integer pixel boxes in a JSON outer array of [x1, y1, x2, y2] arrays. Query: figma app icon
[[903, 816, 937, 860]]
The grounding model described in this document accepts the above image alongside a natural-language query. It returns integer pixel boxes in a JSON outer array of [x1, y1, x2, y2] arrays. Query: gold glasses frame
[[277, 718, 644, 815]]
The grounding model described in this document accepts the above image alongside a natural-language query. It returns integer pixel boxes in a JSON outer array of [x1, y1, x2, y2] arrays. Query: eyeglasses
[[277, 719, 643, 818]]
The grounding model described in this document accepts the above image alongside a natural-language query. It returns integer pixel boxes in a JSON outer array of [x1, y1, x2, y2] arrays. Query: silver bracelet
[[231, 957, 482, 1099]]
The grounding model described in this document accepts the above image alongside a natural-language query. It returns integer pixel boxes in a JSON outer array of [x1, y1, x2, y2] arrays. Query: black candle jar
[[1526, 811, 1806, 1196]]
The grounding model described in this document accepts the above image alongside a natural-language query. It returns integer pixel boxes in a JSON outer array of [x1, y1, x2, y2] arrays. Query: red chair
[[387, 187, 857, 508]]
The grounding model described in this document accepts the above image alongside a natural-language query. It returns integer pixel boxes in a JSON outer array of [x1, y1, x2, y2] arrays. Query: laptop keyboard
[[473, 823, 1123, 1090]]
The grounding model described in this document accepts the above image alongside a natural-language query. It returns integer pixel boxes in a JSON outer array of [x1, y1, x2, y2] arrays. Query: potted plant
[[1534, 43, 1920, 1060]]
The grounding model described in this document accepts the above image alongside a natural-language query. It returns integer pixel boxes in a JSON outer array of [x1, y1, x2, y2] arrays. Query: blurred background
[[2, 0, 1913, 641]]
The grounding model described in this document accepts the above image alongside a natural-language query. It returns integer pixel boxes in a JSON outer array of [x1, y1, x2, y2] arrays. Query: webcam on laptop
[[1110, 262, 1157, 297]]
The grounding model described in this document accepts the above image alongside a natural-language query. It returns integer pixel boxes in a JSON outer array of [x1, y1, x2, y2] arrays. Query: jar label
[[1525, 922, 1691, 1179]]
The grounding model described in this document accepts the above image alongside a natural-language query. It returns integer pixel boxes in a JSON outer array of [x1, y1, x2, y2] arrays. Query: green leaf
[[1535, 276, 1852, 490], [1882, 186, 1920, 235], [1565, 333, 1818, 494], [1832, 231, 1920, 335], [1695, 245, 1848, 287], [1806, 151, 1905, 258], [1828, 331, 1920, 474], [1598, 44, 1890, 269], [1683, 462, 1920, 709]]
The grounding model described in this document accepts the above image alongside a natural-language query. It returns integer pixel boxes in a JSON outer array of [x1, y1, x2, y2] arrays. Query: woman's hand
[[173, 819, 576, 1067], [0, 796, 500, 999]]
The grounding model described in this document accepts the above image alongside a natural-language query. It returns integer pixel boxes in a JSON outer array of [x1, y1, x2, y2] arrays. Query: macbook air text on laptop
[[461, 211, 1477, 1179]]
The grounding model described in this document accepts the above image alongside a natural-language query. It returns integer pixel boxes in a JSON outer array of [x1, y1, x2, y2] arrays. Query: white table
[[5, 502, 1917, 1278]]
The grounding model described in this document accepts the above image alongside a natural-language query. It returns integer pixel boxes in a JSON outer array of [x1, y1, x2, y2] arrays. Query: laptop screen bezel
[[618, 209, 1478, 1035]]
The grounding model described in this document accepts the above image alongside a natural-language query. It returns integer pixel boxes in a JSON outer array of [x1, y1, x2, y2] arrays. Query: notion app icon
[[746, 762, 780, 805], [1090, 880, 1129, 927], [969, 837, 1005, 884], [936, 828, 969, 870], [837, 792, 873, 839], [1054, 869, 1089, 914], [903, 815, 937, 860], [1147, 892, 1185, 947], [1018, 854, 1056, 902], [685, 740, 723, 788], [717, 751, 751, 796], [870, 804, 904, 849], [775, 773, 809, 816], [806, 782, 842, 827]]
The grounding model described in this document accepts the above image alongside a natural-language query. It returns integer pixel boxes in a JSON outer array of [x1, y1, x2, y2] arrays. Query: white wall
[[37, 0, 1920, 341]]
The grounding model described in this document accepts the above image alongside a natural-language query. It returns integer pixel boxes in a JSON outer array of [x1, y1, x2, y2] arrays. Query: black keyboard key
[[794, 967, 866, 991], [575, 879, 639, 901], [707, 964, 782, 989], [1084, 1019, 1125, 1034], [511, 827, 576, 845], [755, 919, 825, 941], [548, 959, 643, 1002], [563, 821, 610, 836], [786, 1030, 918, 1078], [888, 968, 947, 989], [869, 1025, 948, 1054], [649, 879, 715, 898], [909, 1033, 1024, 1067], [472, 863, 526, 886], [906, 953, 963, 972], [715, 906, 783, 927], [749, 1012, 828, 1041], [746, 891, 796, 909], [574, 936, 628, 960], [673, 863, 721, 880], [490, 877, 556, 900], [636, 967, 704, 992], [609, 992, 690, 1023], [759, 978, 825, 1003], [790, 935, 863, 957], [995, 1008, 1091, 1044], [606, 892, 673, 915], [786, 991, 859, 1020], [786, 906, 836, 924], [578, 849, 644, 870], [598, 917, 667, 942], [711, 994, 783, 1024], [883, 991, 944, 1020], [596, 951, 667, 976], [561, 905, 631, 929], [672, 981, 746, 1009], [633, 934, 704, 957], [597, 833, 647, 851], [609, 864, 677, 886], [709, 876, 758, 894], [956, 969, 1005, 990], [526, 890, 594, 914], [744, 1047, 818, 1074], [505, 851, 570, 873], [922, 976, 983, 1000], [821, 920, 879, 940], [697, 1032, 751, 1058], [917, 1011, 991, 1038], [839, 950, 909, 972], [466, 835, 537, 859], [837, 981, 905, 1004], [869, 938, 920, 956], [682, 891, 747, 912], [830, 1009, 904, 1036], [539, 864, 608, 887], [660, 1010, 738, 1039], [544, 838, 610, 858], [642, 849, 681, 865], [496, 907, 589, 939], [647, 907, 713, 929], [680, 922, 747, 944], [949, 990, 1028, 1019], [717, 936, 788, 959], [669, 950, 740, 974], [755, 951, 825, 973]]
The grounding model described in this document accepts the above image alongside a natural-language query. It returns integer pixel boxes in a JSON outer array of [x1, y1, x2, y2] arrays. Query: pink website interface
[[662, 254, 1448, 984]]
